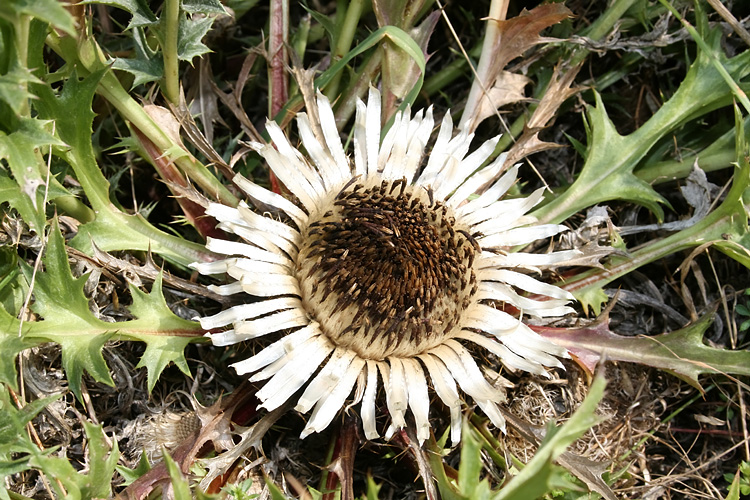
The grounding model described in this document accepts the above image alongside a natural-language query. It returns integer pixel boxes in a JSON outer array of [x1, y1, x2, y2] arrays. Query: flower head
[[193, 88, 577, 444]]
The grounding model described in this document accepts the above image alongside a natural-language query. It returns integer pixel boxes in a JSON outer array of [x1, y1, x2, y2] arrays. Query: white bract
[[192, 88, 577, 445]]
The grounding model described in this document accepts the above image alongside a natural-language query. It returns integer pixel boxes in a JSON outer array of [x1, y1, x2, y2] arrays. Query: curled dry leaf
[[619, 163, 719, 235], [461, 3, 572, 132], [505, 62, 583, 167], [473, 71, 533, 127]]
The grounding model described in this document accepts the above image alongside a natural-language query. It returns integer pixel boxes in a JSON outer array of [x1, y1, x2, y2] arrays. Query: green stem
[[53, 195, 96, 223], [562, 165, 748, 299], [46, 32, 238, 207], [333, 48, 382, 127], [420, 42, 482, 100], [95, 70, 238, 206], [468, 416, 508, 469], [162, 0, 181, 105], [637, 148, 735, 185], [16, 14, 31, 116], [325, 0, 365, 99]]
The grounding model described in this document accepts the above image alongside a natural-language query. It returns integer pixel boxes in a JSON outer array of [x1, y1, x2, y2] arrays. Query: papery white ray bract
[[192, 88, 577, 445]]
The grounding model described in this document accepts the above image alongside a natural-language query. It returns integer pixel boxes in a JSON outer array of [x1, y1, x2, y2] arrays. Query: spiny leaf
[[15, 218, 203, 400], [575, 92, 670, 218], [115, 451, 152, 486], [0, 311, 30, 390], [0, 385, 60, 456], [127, 274, 199, 393], [0, 386, 59, 485], [112, 27, 164, 87], [182, 0, 227, 15], [533, 311, 750, 390], [23, 218, 115, 397], [534, 22, 750, 224], [81, 422, 120, 499], [83, 0, 157, 28], [176, 14, 215, 62], [27, 421, 119, 500], [0, 0, 76, 36], [0, 170, 45, 237], [31, 69, 213, 266], [559, 105, 750, 313], [0, 65, 43, 116], [0, 117, 68, 233]]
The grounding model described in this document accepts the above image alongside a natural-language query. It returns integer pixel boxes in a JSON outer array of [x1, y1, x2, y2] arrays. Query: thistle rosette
[[192, 88, 578, 445]]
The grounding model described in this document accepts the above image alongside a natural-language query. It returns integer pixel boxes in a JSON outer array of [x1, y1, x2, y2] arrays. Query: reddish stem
[[133, 127, 227, 240], [267, 0, 288, 195]]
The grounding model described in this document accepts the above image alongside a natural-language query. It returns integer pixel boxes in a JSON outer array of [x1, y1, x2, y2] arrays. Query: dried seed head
[[297, 179, 478, 359]]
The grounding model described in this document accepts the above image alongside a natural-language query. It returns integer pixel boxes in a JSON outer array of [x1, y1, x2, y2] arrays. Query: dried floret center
[[297, 179, 478, 359]]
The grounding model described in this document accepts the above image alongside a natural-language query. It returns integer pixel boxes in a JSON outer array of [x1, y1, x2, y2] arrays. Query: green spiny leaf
[[0, 65, 42, 116], [535, 311, 750, 390], [26, 219, 97, 325], [26, 425, 118, 500], [176, 14, 215, 62], [17, 218, 202, 399], [81, 422, 119, 499], [112, 27, 164, 87], [127, 274, 201, 393], [0, 117, 68, 233], [534, 22, 750, 224], [82, 0, 157, 28], [21, 218, 115, 398], [182, 0, 227, 15], [115, 450, 151, 486], [0, 0, 76, 36], [32, 69, 212, 266], [0, 169, 44, 237], [0, 386, 60, 485], [0, 310, 31, 390], [560, 104, 750, 304], [572, 283, 609, 317], [0, 385, 59, 456]]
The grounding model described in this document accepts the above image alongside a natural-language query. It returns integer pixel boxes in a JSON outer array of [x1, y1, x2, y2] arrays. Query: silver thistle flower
[[192, 88, 578, 445]]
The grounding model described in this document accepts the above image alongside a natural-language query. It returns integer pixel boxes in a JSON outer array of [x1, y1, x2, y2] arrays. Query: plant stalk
[[162, 0, 181, 105]]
